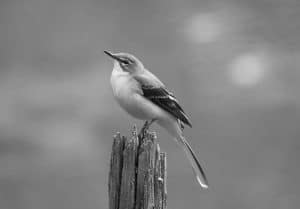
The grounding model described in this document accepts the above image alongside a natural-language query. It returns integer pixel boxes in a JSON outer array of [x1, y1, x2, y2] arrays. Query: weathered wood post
[[108, 127, 167, 209]]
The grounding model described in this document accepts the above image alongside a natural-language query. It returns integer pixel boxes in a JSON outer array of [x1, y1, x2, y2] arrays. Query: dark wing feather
[[142, 85, 192, 127]]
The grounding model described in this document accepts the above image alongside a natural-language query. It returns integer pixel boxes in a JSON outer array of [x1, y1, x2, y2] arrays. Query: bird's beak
[[104, 50, 123, 63]]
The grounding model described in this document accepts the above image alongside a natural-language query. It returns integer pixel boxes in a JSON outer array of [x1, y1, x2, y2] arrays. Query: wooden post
[[108, 127, 167, 209]]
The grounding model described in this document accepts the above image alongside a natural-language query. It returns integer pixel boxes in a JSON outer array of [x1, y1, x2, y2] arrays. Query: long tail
[[176, 136, 208, 189]]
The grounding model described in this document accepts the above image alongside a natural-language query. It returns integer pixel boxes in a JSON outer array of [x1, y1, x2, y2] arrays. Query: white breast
[[110, 69, 139, 97], [110, 66, 162, 120]]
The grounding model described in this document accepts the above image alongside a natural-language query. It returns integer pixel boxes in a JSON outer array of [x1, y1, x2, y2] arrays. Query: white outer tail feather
[[176, 136, 208, 189]]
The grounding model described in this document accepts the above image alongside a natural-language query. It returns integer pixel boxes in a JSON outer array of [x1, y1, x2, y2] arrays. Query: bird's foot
[[138, 119, 156, 140], [138, 120, 149, 140]]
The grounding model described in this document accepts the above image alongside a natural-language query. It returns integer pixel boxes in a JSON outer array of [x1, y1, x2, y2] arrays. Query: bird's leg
[[141, 120, 149, 133], [138, 120, 148, 140], [147, 119, 156, 128], [138, 119, 156, 139], [143, 119, 156, 133]]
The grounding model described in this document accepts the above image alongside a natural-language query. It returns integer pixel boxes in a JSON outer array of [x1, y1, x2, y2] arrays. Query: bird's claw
[[149, 132, 157, 140], [138, 119, 156, 141], [138, 121, 149, 140]]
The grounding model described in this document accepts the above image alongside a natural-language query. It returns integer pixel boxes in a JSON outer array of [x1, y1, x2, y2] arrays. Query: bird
[[104, 50, 208, 189]]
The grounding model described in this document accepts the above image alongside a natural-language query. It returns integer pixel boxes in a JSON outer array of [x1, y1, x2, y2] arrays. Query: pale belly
[[111, 72, 155, 120], [117, 94, 153, 120], [111, 72, 159, 120]]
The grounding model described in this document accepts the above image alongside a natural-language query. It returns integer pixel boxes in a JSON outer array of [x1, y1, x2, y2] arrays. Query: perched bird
[[105, 50, 208, 189]]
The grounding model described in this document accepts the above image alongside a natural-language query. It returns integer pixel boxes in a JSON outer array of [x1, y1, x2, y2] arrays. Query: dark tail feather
[[177, 136, 208, 189]]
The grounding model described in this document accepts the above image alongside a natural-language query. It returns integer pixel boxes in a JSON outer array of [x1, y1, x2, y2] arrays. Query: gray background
[[0, 0, 299, 209]]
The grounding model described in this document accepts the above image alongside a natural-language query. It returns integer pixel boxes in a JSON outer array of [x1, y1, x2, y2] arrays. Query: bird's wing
[[134, 71, 192, 127]]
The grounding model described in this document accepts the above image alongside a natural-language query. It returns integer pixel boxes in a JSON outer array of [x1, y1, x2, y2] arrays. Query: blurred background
[[0, 0, 300, 208]]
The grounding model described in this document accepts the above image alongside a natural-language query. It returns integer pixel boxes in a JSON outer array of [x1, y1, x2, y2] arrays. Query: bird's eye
[[122, 60, 130, 65]]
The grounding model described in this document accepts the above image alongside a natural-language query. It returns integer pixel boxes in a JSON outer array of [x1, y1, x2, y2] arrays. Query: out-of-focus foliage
[[0, 0, 299, 208]]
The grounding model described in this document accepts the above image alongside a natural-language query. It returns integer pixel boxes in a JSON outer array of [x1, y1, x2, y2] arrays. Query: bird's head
[[104, 51, 144, 74]]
